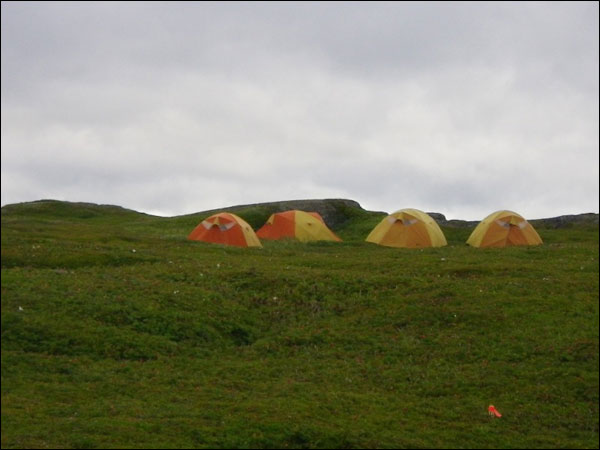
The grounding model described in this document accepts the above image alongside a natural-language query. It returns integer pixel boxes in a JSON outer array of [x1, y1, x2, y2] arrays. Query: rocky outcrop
[[208, 198, 377, 228], [426, 212, 479, 228], [530, 213, 599, 229]]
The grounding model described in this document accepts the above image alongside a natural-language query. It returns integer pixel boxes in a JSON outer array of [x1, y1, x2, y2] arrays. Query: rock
[[426, 212, 447, 223]]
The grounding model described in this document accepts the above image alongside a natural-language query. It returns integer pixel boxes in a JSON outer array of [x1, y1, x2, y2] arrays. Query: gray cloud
[[2, 2, 598, 220]]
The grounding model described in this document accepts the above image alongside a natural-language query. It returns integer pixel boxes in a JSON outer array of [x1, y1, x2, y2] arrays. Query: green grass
[[2, 200, 598, 449]]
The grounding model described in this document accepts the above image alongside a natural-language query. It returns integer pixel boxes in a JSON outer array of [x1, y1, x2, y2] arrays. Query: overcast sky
[[2, 1, 598, 220]]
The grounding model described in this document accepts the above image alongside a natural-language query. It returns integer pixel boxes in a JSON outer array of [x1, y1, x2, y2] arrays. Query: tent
[[466, 210, 542, 248], [366, 208, 447, 248], [256, 210, 341, 242], [188, 212, 262, 248]]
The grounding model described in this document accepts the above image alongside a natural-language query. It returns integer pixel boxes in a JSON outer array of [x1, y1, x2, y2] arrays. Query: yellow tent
[[466, 210, 543, 248], [366, 208, 447, 248], [256, 210, 341, 242]]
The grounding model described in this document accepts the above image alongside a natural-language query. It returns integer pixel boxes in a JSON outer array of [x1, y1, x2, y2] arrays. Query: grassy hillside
[[2, 200, 598, 449]]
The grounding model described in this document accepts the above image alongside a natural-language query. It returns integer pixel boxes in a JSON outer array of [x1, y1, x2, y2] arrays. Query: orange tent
[[466, 210, 543, 248], [188, 213, 262, 248], [256, 210, 341, 242]]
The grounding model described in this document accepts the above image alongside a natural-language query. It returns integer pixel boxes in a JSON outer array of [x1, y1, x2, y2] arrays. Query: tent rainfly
[[366, 208, 447, 248], [188, 213, 262, 248], [466, 210, 543, 248], [256, 210, 341, 242]]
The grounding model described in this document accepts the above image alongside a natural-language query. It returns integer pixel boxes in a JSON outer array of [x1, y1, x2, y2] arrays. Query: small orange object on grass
[[488, 405, 502, 417]]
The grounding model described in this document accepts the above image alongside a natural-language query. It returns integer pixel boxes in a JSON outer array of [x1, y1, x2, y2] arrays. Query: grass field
[[1, 200, 598, 449]]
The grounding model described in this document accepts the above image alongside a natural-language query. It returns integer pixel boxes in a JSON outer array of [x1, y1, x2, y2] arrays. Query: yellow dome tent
[[188, 213, 262, 248], [366, 208, 447, 248], [466, 210, 542, 248], [256, 210, 341, 242]]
